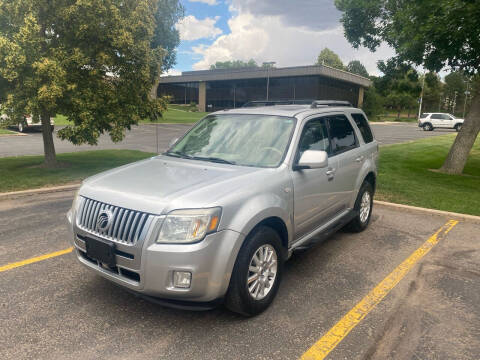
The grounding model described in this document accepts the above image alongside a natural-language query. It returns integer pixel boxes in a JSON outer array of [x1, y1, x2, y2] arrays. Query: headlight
[[157, 208, 221, 244]]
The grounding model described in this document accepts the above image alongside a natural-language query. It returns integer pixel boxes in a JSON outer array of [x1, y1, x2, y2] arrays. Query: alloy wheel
[[247, 244, 278, 300]]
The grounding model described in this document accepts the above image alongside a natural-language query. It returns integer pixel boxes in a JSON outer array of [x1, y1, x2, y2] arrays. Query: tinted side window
[[420, 113, 429, 118], [328, 115, 357, 154], [297, 118, 331, 159], [351, 113, 374, 143], [431, 114, 442, 119]]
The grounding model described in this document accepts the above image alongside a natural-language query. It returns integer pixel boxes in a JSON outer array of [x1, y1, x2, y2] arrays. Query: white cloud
[[175, 15, 223, 41], [189, 0, 218, 5], [192, 12, 395, 75], [161, 69, 182, 77]]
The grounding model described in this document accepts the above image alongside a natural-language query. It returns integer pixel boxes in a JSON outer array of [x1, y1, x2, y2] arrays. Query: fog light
[[173, 271, 192, 288]]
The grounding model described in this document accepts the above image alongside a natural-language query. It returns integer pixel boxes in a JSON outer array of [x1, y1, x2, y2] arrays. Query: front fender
[[221, 192, 293, 246]]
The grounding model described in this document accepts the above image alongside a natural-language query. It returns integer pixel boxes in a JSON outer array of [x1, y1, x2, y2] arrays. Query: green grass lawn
[[53, 107, 207, 126], [377, 134, 480, 215], [370, 113, 418, 123], [0, 128, 17, 135], [0, 150, 154, 193]]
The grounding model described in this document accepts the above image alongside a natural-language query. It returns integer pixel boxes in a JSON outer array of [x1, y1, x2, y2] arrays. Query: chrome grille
[[77, 197, 152, 244]]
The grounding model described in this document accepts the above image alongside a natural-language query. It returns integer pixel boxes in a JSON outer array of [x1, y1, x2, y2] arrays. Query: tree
[[422, 72, 444, 113], [150, 0, 184, 99], [362, 82, 384, 118], [210, 59, 258, 70], [346, 60, 369, 78], [0, 0, 168, 167], [335, 0, 480, 175], [376, 59, 421, 119], [316, 48, 344, 70], [444, 72, 467, 115]]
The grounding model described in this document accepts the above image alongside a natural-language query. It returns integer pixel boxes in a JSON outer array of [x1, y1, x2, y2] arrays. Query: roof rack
[[310, 100, 353, 108], [242, 99, 314, 108]]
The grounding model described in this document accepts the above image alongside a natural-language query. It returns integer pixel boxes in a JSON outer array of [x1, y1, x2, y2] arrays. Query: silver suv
[[66, 102, 378, 316]]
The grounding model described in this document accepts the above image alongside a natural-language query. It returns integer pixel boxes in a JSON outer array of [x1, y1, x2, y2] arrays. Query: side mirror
[[168, 137, 179, 148], [295, 150, 328, 170]]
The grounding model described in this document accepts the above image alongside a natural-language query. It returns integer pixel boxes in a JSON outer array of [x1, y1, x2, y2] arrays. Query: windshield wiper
[[191, 156, 236, 165], [164, 151, 193, 159]]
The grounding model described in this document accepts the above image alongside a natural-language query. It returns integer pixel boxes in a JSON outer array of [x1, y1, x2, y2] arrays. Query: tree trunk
[[41, 111, 57, 167], [150, 77, 160, 100], [440, 92, 480, 174]]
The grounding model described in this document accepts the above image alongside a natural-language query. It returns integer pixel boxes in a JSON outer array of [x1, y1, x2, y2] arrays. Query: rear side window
[[431, 114, 442, 119], [420, 113, 429, 118], [351, 113, 374, 143], [327, 115, 357, 154]]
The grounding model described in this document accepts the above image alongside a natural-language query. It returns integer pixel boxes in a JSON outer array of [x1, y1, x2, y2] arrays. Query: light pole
[[417, 72, 425, 119], [264, 62, 276, 101], [463, 80, 470, 118], [452, 91, 458, 115]]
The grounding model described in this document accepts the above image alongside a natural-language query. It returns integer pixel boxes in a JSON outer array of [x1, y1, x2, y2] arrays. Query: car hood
[[79, 155, 265, 214]]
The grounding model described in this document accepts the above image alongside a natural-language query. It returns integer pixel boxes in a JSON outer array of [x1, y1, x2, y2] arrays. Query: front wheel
[[345, 181, 373, 233], [454, 124, 462, 132], [225, 226, 284, 316]]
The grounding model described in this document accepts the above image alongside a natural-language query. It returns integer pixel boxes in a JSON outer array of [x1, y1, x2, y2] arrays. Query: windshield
[[166, 114, 296, 167]]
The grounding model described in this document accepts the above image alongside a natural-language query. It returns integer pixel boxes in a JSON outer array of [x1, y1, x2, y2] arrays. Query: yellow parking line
[[300, 219, 458, 360], [0, 247, 73, 273]]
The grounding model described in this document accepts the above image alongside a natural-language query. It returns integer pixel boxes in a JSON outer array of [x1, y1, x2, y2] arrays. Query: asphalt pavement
[[0, 123, 455, 158], [1, 191, 479, 359]]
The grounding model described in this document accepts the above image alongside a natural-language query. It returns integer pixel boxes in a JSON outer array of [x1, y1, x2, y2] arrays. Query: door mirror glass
[[168, 137, 179, 148], [296, 150, 328, 170]]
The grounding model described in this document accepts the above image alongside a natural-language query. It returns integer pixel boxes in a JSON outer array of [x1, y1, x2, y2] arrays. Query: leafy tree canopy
[[335, 0, 480, 174], [316, 48, 344, 70], [0, 0, 169, 166], [151, 0, 184, 74], [210, 59, 259, 70], [346, 60, 369, 78]]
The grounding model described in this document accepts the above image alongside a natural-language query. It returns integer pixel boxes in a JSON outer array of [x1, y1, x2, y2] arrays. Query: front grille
[[77, 197, 152, 244]]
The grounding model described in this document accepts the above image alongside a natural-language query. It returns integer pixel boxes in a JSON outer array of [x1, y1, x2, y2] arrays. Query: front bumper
[[67, 210, 244, 303]]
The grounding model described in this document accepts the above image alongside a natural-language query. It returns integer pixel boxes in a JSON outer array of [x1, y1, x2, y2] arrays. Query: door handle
[[355, 156, 365, 163], [325, 168, 336, 180]]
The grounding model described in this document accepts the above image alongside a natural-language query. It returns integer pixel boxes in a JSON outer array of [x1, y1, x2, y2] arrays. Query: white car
[[1, 114, 55, 133], [418, 113, 463, 132]]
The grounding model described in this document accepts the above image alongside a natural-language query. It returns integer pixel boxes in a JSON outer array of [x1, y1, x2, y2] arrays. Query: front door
[[291, 117, 341, 239]]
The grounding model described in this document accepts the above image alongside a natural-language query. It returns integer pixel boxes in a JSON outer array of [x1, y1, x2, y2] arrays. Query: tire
[[18, 122, 25, 132], [225, 226, 284, 316], [345, 181, 374, 233], [423, 123, 433, 131], [454, 124, 462, 132]]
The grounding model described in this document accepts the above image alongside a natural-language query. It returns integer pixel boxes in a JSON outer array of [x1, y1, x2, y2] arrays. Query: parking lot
[[0, 123, 454, 158], [1, 191, 479, 359]]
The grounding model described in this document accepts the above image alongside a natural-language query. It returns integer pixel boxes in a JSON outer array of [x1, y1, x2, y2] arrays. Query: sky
[[170, 0, 396, 76]]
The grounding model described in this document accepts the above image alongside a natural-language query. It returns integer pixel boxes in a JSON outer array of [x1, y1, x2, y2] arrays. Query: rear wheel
[[345, 181, 373, 233], [423, 123, 433, 131], [454, 123, 462, 132], [225, 226, 284, 316]]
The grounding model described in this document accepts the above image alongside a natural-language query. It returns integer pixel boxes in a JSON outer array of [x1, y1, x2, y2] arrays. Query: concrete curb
[[369, 122, 416, 126], [374, 200, 480, 223], [0, 183, 81, 200], [0, 132, 28, 137]]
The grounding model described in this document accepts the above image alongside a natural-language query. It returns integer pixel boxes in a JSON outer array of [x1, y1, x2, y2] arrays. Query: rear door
[[326, 114, 362, 210], [430, 114, 443, 127]]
